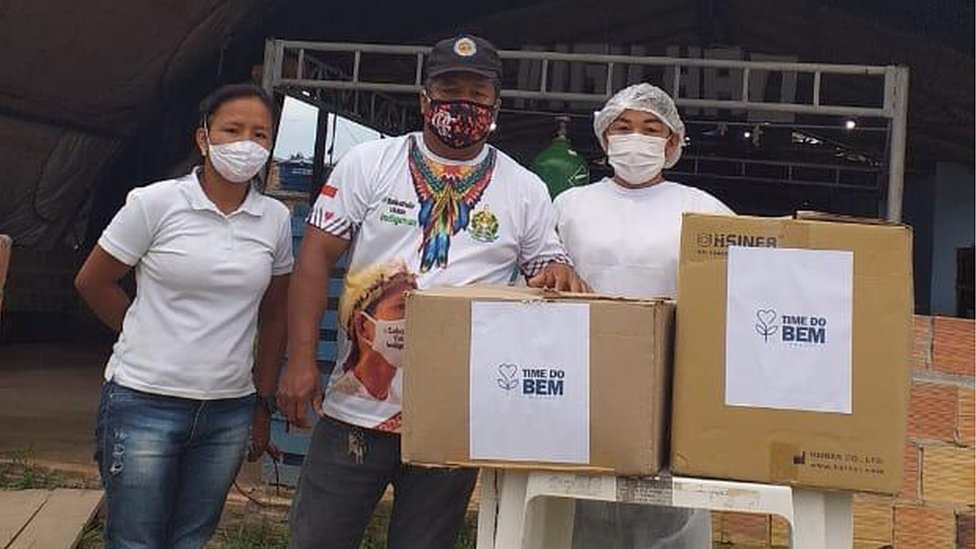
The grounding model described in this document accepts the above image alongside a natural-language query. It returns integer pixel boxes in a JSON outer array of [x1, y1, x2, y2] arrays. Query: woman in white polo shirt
[[75, 84, 293, 549]]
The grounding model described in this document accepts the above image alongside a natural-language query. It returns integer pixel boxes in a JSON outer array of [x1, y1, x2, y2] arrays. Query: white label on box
[[469, 301, 590, 463], [725, 246, 853, 414]]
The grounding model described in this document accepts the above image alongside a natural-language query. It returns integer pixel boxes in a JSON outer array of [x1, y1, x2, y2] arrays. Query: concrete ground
[[0, 341, 268, 487], [0, 343, 107, 466]]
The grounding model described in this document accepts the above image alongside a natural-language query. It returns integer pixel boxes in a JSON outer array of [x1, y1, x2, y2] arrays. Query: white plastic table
[[476, 470, 852, 549]]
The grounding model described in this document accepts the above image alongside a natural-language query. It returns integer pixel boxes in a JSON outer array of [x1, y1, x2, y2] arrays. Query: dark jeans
[[94, 381, 254, 549], [289, 415, 478, 549]]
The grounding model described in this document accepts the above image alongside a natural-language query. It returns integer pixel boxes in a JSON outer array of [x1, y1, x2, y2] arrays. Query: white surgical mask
[[362, 312, 405, 368], [207, 134, 270, 183], [607, 133, 668, 185]]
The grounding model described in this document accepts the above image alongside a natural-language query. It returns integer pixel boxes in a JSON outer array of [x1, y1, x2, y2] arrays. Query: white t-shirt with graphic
[[307, 132, 570, 431], [554, 178, 733, 299]]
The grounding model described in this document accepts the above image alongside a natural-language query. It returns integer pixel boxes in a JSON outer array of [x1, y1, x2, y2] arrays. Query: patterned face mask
[[424, 97, 495, 149]]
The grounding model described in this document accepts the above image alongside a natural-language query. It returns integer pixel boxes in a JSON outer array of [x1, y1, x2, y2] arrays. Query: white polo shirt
[[98, 170, 294, 399]]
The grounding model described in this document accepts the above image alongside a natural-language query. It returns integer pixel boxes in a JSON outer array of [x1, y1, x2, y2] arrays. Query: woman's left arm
[[255, 274, 290, 397], [249, 273, 290, 461]]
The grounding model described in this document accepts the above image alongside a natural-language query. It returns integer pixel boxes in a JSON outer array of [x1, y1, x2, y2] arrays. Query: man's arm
[[527, 262, 591, 293], [277, 227, 350, 427]]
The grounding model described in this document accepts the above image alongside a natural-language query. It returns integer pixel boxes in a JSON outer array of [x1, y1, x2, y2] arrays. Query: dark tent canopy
[[0, 0, 972, 249]]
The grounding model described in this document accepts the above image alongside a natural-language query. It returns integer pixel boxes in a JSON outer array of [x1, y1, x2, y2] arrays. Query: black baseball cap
[[426, 35, 502, 82]]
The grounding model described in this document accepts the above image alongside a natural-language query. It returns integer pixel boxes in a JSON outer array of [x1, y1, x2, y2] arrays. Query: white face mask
[[607, 133, 668, 185], [362, 312, 405, 368], [206, 134, 270, 183]]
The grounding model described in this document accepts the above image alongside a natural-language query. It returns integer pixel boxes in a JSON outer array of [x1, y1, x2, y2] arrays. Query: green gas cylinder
[[530, 116, 590, 199]]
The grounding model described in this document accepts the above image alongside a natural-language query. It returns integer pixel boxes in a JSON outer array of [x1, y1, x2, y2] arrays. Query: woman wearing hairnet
[[555, 83, 733, 548]]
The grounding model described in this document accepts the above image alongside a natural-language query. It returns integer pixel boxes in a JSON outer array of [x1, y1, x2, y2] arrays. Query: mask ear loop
[[201, 118, 213, 157], [206, 119, 216, 145], [491, 89, 502, 132], [359, 310, 377, 348], [420, 89, 433, 122]]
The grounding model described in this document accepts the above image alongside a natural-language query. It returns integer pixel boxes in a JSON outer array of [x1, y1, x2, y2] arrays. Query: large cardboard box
[[671, 213, 912, 494], [403, 286, 673, 476]]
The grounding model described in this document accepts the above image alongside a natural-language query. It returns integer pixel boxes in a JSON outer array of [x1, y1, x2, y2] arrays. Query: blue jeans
[[94, 381, 254, 549]]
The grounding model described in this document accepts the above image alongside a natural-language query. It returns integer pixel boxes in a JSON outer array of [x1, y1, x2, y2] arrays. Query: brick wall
[[713, 315, 975, 548]]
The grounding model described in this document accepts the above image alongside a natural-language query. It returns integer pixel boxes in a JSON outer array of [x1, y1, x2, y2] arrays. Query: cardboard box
[[671, 213, 913, 494], [402, 285, 673, 476]]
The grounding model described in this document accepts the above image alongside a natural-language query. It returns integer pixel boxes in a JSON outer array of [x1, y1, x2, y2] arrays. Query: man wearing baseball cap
[[280, 34, 588, 548]]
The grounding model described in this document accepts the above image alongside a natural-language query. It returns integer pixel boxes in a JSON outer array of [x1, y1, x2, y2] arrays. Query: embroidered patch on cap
[[454, 37, 477, 57]]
